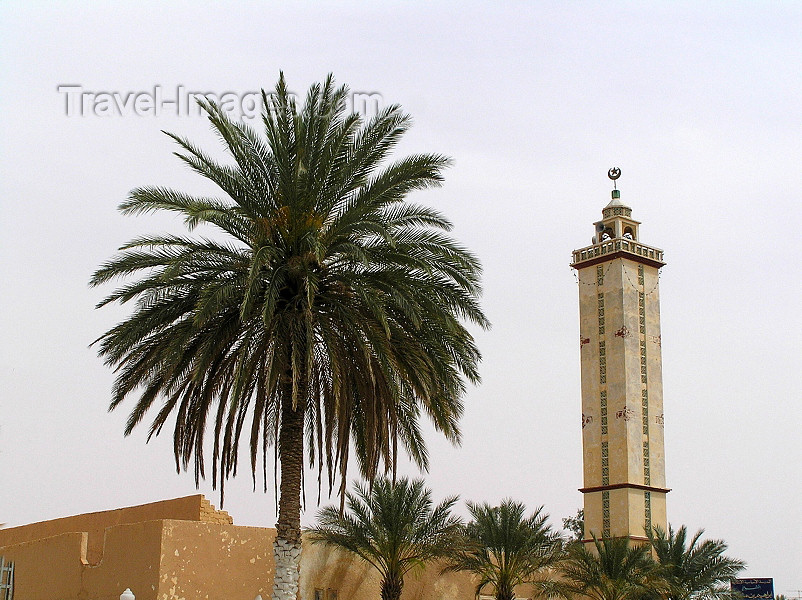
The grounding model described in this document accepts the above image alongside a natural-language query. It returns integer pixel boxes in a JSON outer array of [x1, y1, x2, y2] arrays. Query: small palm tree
[[444, 499, 564, 600], [557, 536, 664, 600], [647, 525, 745, 600], [306, 477, 461, 600]]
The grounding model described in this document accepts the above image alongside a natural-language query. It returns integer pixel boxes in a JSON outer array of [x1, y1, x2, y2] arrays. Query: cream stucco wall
[[1, 496, 540, 600], [0, 496, 271, 600], [301, 544, 481, 600]]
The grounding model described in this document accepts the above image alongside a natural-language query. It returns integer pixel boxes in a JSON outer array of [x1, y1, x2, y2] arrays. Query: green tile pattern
[[601, 441, 609, 485], [642, 389, 649, 436], [598, 293, 605, 336], [599, 340, 606, 384], [638, 291, 646, 334], [600, 390, 608, 435]]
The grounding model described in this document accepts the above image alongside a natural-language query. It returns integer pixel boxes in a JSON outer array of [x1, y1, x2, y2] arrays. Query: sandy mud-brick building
[[0, 495, 272, 600], [1, 495, 530, 600]]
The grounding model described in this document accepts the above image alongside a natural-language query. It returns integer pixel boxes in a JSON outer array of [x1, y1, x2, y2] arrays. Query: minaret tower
[[571, 169, 669, 542]]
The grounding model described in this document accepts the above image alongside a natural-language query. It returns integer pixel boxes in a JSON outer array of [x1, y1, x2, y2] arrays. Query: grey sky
[[1, 1, 800, 593]]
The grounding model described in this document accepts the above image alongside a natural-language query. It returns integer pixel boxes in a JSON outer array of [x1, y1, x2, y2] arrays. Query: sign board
[[732, 578, 774, 599]]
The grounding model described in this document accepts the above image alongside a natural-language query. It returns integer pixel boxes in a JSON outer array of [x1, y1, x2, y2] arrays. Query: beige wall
[[301, 542, 543, 600], [157, 520, 274, 600], [0, 495, 231, 566], [0, 496, 268, 600], [1, 531, 92, 600], [2, 496, 527, 600]]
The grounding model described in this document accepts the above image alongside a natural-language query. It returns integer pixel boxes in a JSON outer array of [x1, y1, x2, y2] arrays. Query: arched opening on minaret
[[623, 226, 635, 240]]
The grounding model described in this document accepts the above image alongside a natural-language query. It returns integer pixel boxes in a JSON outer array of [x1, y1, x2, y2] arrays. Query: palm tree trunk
[[495, 584, 515, 600], [381, 573, 404, 600], [271, 390, 305, 600]]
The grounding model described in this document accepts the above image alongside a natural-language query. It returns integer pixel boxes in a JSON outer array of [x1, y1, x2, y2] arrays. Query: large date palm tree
[[90, 74, 488, 600], [307, 477, 461, 600], [444, 499, 564, 600], [647, 525, 745, 600], [557, 536, 665, 600]]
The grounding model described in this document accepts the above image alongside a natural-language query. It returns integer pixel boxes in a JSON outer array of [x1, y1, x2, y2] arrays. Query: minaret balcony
[[571, 238, 665, 269]]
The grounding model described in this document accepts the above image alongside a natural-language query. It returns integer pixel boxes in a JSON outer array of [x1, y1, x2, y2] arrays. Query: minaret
[[571, 169, 669, 542]]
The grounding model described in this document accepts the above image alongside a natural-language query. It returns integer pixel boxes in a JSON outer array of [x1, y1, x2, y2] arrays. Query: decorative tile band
[[601, 390, 608, 435], [638, 264, 645, 286], [644, 491, 652, 533], [599, 340, 607, 384], [638, 292, 646, 335], [601, 441, 609, 485], [602, 490, 611, 537], [597, 264, 605, 286], [642, 387, 651, 485], [602, 206, 632, 218], [642, 389, 649, 435], [640, 340, 647, 384], [643, 440, 651, 485], [598, 293, 605, 336]]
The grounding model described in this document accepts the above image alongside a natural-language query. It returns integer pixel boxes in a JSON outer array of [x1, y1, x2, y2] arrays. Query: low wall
[[0, 496, 541, 600], [0, 495, 271, 600], [300, 542, 542, 600], [156, 520, 274, 600], [0, 519, 274, 600], [0, 495, 231, 566]]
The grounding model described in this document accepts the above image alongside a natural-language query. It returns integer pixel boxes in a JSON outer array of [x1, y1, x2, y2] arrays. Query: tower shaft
[[572, 197, 668, 542]]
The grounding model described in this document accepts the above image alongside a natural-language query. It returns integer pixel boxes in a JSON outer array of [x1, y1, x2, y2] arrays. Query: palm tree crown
[[557, 536, 665, 600], [307, 477, 461, 600], [90, 74, 488, 600], [648, 525, 745, 600], [444, 499, 564, 600]]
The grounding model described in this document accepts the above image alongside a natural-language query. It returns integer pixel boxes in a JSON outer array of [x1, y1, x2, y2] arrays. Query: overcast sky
[[1, 1, 800, 593]]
